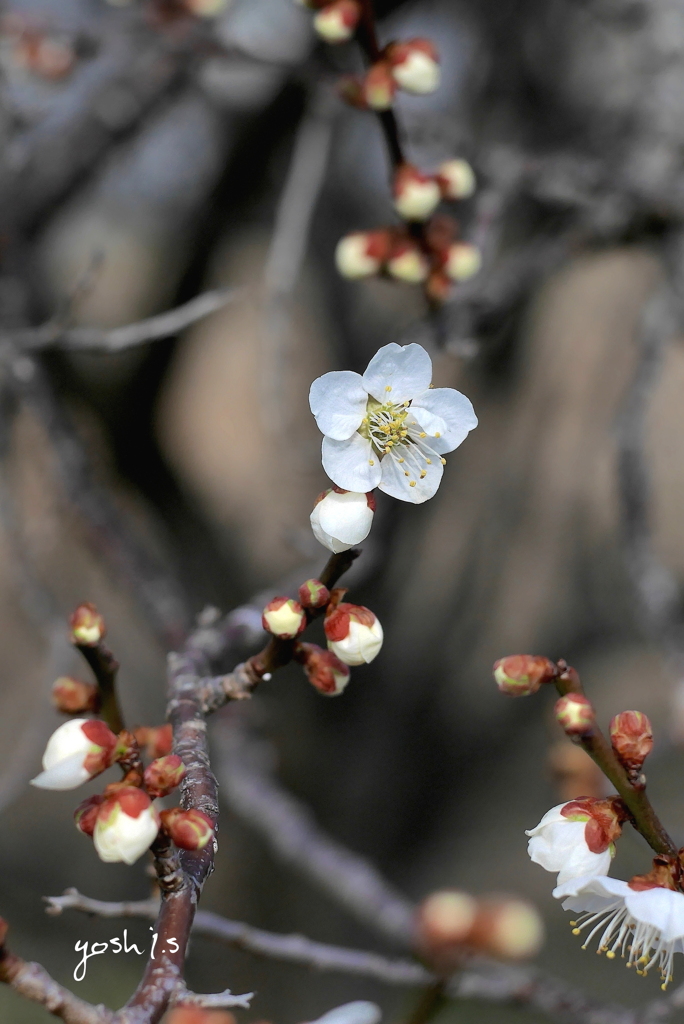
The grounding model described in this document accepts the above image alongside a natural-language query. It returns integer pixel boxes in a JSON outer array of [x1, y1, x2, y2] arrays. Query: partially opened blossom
[[526, 802, 616, 884], [554, 874, 684, 987], [310, 487, 375, 553], [31, 719, 118, 790], [386, 39, 441, 95], [93, 787, 160, 864], [309, 343, 477, 503], [325, 602, 383, 665]]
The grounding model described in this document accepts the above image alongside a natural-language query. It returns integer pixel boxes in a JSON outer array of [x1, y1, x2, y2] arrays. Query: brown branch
[[75, 639, 124, 735]]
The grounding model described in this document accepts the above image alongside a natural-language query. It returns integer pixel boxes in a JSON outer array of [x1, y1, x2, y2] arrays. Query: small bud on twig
[[298, 579, 331, 609], [493, 654, 557, 696], [555, 693, 596, 736], [443, 242, 482, 282], [335, 230, 391, 279], [69, 602, 105, 646], [161, 807, 215, 850], [609, 711, 653, 772], [386, 240, 429, 283], [134, 724, 173, 759], [310, 488, 375, 552], [385, 38, 440, 95], [417, 890, 478, 949], [262, 597, 307, 639], [393, 165, 441, 222], [52, 676, 100, 714], [294, 642, 351, 695], [74, 794, 106, 837], [313, 0, 361, 43], [436, 159, 476, 200], [144, 755, 186, 798], [325, 603, 383, 665]]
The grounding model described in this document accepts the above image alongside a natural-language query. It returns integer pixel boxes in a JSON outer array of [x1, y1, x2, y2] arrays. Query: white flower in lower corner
[[526, 802, 615, 885], [309, 343, 477, 504], [93, 787, 160, 865], [310, 487, 375, 553], [554, 874, 684, 988], [31, 718, 119, 791]]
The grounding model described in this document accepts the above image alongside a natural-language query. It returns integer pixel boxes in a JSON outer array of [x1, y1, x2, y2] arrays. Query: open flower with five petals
[[309, 343, 477, 504]]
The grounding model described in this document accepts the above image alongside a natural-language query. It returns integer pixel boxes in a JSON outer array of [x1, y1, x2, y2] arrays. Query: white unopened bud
[[262, 597, 307, 639], [335, 231, 390, 279], [444, 242, 481, 282], [186, 0, 228, 15], [93, 788, 160, 865], [394, 165, 441, 222], [311, 488, 375, 553], [387, 39, 440, 95], [313, 0, 361, 42], [387, 242, 429, 283], [31, 719, 118, 791], [437, 159, 476, 200], [325, 603, 383, 665]]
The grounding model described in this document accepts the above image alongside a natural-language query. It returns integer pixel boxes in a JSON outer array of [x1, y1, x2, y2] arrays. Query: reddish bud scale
[[166, 1008, 237, 1024], [161, 808, 214, 851], [555, 693, 595, 736], [609, 710, 653, 770], [144, 755, 186, 798], [134, 724, 173, 759], [298, 579, 331, 609], [629, 855, 681, 892], [74, 794, 106, 837], [294, 642, 351, 695], [262, 597, 307, 639], [99, 787, 152, 822], [52, 676, 99, 714], [324, 602, 376, 642], [493, 654, 557, 696], [81, 720, 119, 775], [561, 796, 627, 854], [69, 602, 105, 646]]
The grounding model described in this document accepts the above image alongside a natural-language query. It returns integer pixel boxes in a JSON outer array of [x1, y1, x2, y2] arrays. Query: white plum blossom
[[554, 875, 684, 988], [526, 803, 614, 885], [310, 488, 375, 553], [309, 343, 477, 504], [31, 718, 118, 791], [93, 787, 160, 865]]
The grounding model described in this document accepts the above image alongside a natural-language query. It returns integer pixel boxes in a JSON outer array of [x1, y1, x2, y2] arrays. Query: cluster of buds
[[310, 487, 375, 553], [416, 889, 543, 970], [393, 162, 475, 222], [336, 212, 481, 302], [339, 38, 441, 104]]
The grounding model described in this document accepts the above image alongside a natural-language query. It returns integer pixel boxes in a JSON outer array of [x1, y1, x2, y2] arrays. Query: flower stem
[[355, 0, 406, 170], [75, 640, 124, 735]]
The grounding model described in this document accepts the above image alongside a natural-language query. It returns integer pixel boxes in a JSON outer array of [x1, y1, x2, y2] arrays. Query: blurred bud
[[295, 642, 351, 696], [386, 241, 429, 283], [444, 242, 481, 282], [16, 34, 75, 80], [386, 38, 440, 94], [493, 654, 557, 696], [337, 75, 367, 109], [31, 719, 118, 790], [417, 890, 478, 949], [134, 724, 173, 759], [609, 711, 653, 771], [311, 488, 375, 553], [314, 0, 361, 42], [555, 693, 595, 736], [468, 898, 544, 959], [69, 603, 105, 646], [185, 0, 228, 15], [52, 676, 99, 714], [94, 788, 160, 865], [165, 1009, 236, 1024], [325, 603, 383, 665], [362, 62, 396, 110], [161, 807, 214, 850], [144, 755, 186, 799], [262, 597, 307, 639], [298, 579, 331, 609], [393, 165, 441, 222], [74, 794, 106, 837], [436, 159, 476, 200], [549, 741, 607, 800], [425, 271, 451, 304], [335, 230, 391, 279]]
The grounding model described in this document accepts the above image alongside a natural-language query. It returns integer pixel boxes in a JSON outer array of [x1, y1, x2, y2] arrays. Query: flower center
[[357, 396, 445, 488]]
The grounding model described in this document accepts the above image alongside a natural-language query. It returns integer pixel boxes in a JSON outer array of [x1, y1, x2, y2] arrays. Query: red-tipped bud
[[134, 724, 173, 759], [313, 0, 361, 42], [324, 603, 383, 665], [468, 898, 544, 960], [335, 230, 391, 279], [262, 597, 307, 639], [161, 807, 215, 851], [295, 642, 351, 696], [555, 693, 596, 736], [609, 711, 653, 771], [443, 242, 481, 282], [493, 654, 557, 696], [94, 788, 160, 864], [436, 159, 476, 200], [144, 755, 186, 798], [298, 579, 331, 609], [393, 165, 441, 222], [386, 240, 429, 283], [52, 676, 100, 714], [362, 61, 396, 110], [69, 602, 105, 646], [31, 719, 118, 790], [416, 890, 478, 951], [74, 794, 106, 837], [385, 38, 440, 95], [166, 1008, 237, 1024]]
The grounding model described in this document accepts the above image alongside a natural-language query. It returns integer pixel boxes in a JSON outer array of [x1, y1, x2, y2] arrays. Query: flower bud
[[166, 1008, 236, 1024], [74, 794, 105, 837], [416, 890, 478, 949], [393, 165, 441, 222], [52, 676, 100, 714], [31, 719, 118, 790], [134, 724, 173, 759], [262, 597, 307, 639], [144, 755, 186, 798], [298, 579, 331, 609], [609, 710, 653, 771], [325, 603, 383, 666], [386, 38, 440, 95], [386, 241, 429, 283], [335, 230, 391, 279], [310, 488, 375, 553], [444, 242, 481, 282], [295, 642, 351, 696], [436, 159, 476, 200], [555, 693, 595, 736], [185, 0, 228, 15], [93, 787, 160, 864], [160, 807, 214, 850], [69, 602, 105, 646], [468, 898, 544, 959], [493, 654, 557, 696], [313, 0, 361, 42], [362, 61, 396, 110]]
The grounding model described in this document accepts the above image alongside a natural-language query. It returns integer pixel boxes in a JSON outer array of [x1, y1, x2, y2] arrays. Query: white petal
[[317, 490, 374, 545], [309, 371, 368, 440], [525, 803, 575, 836], [362, 343, 432, 403], [42, 719, 91, 769], [378, 442, 442, 503], [553, 875, 631, 901], [30, 753, 91, 790], [310, 504, 351, 553], [322, 434, 382, 492], [410, 388, 477, 454], [94, 808, 160, 865], [556, 846, 612, 885], [311, 1003, 382, 1024], [626, 888, 684, 942]]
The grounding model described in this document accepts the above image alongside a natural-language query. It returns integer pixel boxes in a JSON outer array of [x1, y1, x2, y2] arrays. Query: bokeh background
[[1, 0, 684, 1020]]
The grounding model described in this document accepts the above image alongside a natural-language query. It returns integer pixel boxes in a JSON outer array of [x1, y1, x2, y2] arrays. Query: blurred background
[[1, 0, 684, 1020]]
